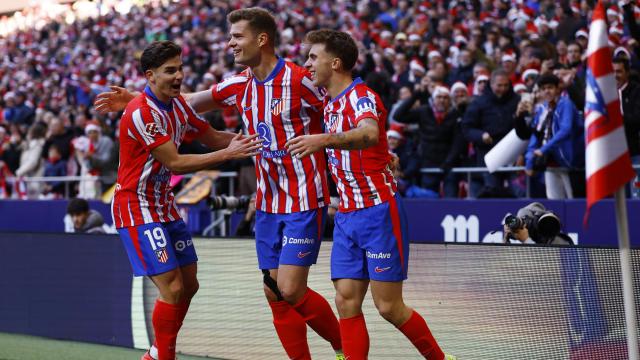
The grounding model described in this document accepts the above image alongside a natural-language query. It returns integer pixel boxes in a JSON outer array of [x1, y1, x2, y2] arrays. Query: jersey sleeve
[[130, 106, 171, 151], [348, 86, 380, 127], [300, 72, 324, 113], [210, 73, 248, 109], [177, 96, 210, 136]]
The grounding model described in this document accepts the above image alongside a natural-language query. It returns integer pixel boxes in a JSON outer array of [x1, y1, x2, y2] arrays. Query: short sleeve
[[349, 88, 379, 126], [130, 106, 171, 150], [211, 74, 248, 108]]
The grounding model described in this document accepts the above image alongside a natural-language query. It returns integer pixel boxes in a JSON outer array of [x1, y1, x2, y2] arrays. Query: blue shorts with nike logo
[[331, 194, 409, 282], [255, 207, 326, 270]]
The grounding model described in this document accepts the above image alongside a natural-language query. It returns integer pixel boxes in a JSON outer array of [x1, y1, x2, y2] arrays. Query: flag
[[584, 0, 635, 218]]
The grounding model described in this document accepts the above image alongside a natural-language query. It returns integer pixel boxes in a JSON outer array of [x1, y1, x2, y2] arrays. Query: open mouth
[[171, 84, 181, 91]]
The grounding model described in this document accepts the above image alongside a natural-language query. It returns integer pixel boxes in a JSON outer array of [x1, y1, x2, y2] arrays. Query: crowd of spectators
[[0, 0, 639, 200]]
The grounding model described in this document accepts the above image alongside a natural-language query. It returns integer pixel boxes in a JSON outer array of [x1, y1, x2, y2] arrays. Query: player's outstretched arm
[[151, 132, 261, 174], [286, 118, 379, 158], [184, 89, 222, 113], [196, 127, 238, 151], [94, 86, 137, 114]]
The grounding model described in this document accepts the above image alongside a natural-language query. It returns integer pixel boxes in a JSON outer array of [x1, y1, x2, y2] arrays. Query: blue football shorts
[[254, 207, 327, 270], [331, 194, 409, 282], [118, 219, 197, 276]]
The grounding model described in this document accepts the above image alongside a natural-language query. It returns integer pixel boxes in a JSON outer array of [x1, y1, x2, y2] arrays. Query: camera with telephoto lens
[[504, 202, 564, 244], [208, 195, 251, 211]]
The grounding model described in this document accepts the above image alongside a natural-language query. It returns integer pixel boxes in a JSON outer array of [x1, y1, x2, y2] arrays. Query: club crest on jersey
[[355, 97, 376, 116], [257, 122, 272, 148], [328, 113, 340, 133], [271, 98, 284, 116], [155, 248, 169, 263]]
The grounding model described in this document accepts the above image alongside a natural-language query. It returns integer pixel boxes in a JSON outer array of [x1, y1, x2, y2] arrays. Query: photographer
[[503, 202, 573, 245]]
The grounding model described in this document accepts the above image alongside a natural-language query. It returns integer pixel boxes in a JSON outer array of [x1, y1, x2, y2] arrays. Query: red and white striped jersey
[[112, 86, 209, 228], [323, 78, 396, 212], [211, 58, 329, 213]]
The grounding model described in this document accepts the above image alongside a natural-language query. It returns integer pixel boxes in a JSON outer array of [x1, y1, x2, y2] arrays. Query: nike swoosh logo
[[243, 106, 252, 111], [297, 251, 312, 258], [374, 266, 391, 273]]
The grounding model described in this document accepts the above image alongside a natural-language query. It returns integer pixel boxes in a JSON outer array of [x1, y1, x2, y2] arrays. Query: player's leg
[[148, 263, 198, 360], [255, 211, 311, 360], [331, 210, 370, 359], [370, 280, 443, 360], [334, 278, 369, 359], [279, 208, 343, 353], [367, 195, 444, 360], [118, 221, 192, 360]]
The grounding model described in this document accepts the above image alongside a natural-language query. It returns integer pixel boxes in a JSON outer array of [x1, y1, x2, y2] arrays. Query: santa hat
[[432, 86, 451, 99], [614, 46, 631, 58], [575, 28, 588, 39], [450, 81, 468, 95], [607, 5, 620, 18], [513, 83, 527, 93], [501, 51, 517, 63], [476, 74, 490, 82], [521, 68, 540, 81], [85, 122, 101, 135], [408, 33, 422, 42], [410, 59, 426, 73], [386, 129, 404, 140], [428, 50, 443, 60], [610, 23, 624, 35]]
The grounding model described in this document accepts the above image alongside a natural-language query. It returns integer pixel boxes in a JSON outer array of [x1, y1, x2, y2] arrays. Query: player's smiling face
[[228, 20, 262, 67], [304, 43, 334, 88], [146, 55, 183, 102]]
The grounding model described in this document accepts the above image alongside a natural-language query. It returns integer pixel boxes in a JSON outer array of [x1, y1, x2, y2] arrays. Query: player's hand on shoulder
[[224, 131, 262, 159], [285, 134, 326, 159], [94, 86, 135, 114]]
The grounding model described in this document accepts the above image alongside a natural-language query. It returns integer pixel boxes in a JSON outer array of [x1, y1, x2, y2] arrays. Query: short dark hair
[[305, 29, 359, 71], [490, 68, 510, 82], [227, 7, 277, 47], [536, 73, 560, 87], [67, 198, 89, 215], [140, 41, 182, 72], [613, 56, 630, 72]]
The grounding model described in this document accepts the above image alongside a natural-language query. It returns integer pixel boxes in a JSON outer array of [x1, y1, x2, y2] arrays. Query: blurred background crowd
[[0, 0, 639, 201]]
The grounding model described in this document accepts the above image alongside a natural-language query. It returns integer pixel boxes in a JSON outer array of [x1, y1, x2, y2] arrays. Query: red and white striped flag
[[584, 0, 635, 216]]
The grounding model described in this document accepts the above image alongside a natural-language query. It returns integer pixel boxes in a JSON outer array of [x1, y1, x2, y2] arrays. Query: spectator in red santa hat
[[394, 84, 466, 197], [521, 68, 540, 90], [450, 81, 470, 114]]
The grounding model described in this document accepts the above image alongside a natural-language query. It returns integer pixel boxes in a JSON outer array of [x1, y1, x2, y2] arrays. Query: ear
[[331, 57, 342, 71], [145, 69, 155, 84], [257, 32, 269, 48]]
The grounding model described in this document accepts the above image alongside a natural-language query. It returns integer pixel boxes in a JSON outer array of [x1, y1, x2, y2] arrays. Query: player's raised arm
[[183, 89, 222, 113], [152, 132, 261, 174], [285, 118, 379, 158]]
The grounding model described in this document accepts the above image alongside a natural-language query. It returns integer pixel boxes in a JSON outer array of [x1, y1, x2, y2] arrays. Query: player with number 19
[[113, 41, 260, 360]]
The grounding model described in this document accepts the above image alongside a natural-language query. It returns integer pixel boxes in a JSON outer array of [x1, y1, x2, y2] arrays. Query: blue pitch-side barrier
[[0, 233, 133, 347], [0, 199, 638, 247]]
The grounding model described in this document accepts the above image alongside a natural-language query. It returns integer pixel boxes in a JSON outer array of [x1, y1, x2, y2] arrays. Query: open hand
[[94, 86, 135, 114], [285, 134, 327, 159], [225, 132, 262, 159]]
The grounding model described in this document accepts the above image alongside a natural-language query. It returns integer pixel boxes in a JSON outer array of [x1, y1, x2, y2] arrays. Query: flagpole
[[614, 188, 639, 360]]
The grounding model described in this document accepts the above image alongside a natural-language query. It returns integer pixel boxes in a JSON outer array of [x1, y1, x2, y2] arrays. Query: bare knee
[[375, 300, 408, 325], [335, 291, 364, 318], [279, 283, 306, 304], [160, 278, 185, 304]]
